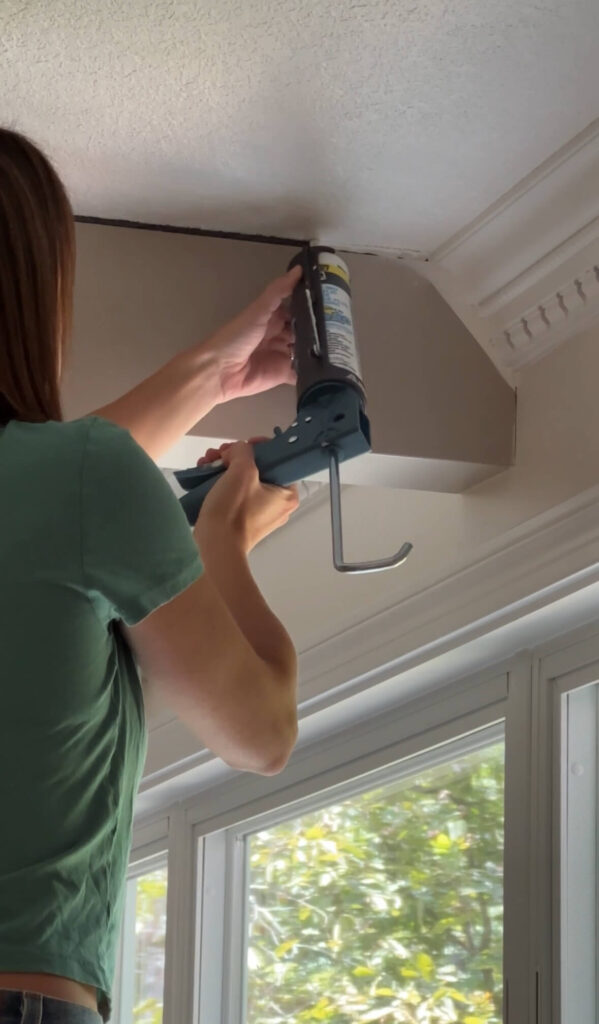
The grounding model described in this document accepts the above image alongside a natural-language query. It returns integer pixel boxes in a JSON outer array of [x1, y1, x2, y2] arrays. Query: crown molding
[[494, 262, 599, 370], [430, 119, 599, 372], [141, 482, 599, 795]]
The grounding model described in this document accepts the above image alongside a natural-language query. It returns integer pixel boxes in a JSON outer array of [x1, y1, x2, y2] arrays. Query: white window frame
[[110, 817, 169, 1024], [534, 633, 599, 1024], [129, 657, 531, 1023], [220, 720, 506, 1024], [124, 615, 599, 1024]]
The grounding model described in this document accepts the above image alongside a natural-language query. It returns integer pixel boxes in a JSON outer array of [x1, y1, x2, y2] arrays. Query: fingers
[[268, 265, 302, 304], [197, 437, 269, 466], [264, 306, 288, 339], [264, 481, 300, 509], [253, 265, 302, 322], [252, 347, 297, 386], [270, 321, 294, 345], [219, 440, 256, 470]]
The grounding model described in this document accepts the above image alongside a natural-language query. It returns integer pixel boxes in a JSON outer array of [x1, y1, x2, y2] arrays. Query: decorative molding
[[491, 262, 599, 370], [477, 216, 599, 317], [141, 482, 599, 795], [433, 119, 599, 269], [430, 118, 599, 371], [295, 483, 599, 704]]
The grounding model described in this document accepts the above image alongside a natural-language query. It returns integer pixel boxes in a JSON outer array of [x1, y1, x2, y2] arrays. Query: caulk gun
[[175, 245, 413, 573]]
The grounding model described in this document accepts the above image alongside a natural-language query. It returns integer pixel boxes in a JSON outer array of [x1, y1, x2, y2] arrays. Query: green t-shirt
[[0, 416, 203, 1022]]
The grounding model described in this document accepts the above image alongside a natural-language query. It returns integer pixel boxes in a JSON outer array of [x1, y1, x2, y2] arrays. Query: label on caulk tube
[[318, 252, 363, 384]]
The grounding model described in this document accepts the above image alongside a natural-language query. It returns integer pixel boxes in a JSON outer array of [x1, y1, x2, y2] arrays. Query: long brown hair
[[0, 128, 75, 423]]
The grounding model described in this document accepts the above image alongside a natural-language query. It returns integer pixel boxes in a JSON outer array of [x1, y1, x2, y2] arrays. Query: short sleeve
[[80, 417, 203, 626]]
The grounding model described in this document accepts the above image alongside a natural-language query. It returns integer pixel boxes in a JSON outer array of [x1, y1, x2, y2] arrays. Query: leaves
[[246, 743, 505, 1024], [275, 939, 298, 957], [431, 832, 452, 852], [415, 952, 434, 981], [131, 868, 168, 1024]]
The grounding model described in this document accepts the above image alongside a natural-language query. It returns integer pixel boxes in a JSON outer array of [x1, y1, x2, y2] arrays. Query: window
[[124, 610, 599, 1023], [244, 738, 504, 1024], [112, 859, 168, 1024], [559, 680, 599, 1024]]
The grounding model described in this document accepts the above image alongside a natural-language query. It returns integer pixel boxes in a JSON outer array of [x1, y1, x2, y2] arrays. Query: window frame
[[125, 617, 599, 1024], [181, 658, 529, 1023], [535, 634, 599, 1024], [226, 721, 506, 1024], [111, 832, 168, 1024]]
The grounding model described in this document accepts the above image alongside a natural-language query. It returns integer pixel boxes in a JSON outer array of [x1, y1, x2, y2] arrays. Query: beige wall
[[255, 321, 599, 649], [66, 222, 513, 490], [64, 223, 297, 430], [65, 222, 599, 654]]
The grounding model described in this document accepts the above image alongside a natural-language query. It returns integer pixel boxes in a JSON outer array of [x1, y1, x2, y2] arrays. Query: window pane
[[561, 682, 598, 1024], [119, 865, 168, 1024], [246, 742, 504, 1024]]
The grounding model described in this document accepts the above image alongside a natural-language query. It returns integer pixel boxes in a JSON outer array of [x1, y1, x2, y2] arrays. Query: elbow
[[259, 719, 298, 776], [224, 657, 298, 776], [227, 715, 298, 777], [255, 657, 298, 775]]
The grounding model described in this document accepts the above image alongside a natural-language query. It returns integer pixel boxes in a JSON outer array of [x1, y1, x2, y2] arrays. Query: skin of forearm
[[197, 528, 298, 689], [89, 343, 223, 461]]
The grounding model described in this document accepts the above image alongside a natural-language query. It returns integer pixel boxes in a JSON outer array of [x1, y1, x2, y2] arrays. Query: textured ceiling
[[3, 0, 599, 252]]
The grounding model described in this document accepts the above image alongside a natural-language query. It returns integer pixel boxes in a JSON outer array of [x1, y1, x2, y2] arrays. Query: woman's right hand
[[194, 441, 299, 554]]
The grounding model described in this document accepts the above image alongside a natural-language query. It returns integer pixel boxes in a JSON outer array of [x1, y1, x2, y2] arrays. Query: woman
[[0, 128, 300, 1024]]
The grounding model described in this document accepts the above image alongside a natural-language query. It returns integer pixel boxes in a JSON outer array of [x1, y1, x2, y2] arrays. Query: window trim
[[535, 641, 599, 1024], [127, 613, 599, 1024], [112, 849, 168, 1024], [222, 722, 506, 1024], [186, 664, 509, 836], [184, 662, 527, 1024]]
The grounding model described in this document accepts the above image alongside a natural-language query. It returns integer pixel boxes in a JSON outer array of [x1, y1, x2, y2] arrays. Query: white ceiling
[[3, 0, 599, 253]]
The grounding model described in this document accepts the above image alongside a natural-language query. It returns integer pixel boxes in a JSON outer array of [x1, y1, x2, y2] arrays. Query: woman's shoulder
[[12, 415, 133, 450], [4, 417, 140, 481]]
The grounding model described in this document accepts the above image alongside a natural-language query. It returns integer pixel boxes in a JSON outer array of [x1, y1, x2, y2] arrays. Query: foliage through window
[[246, 742, 504, 1024], [115, 865, 168, 1024]]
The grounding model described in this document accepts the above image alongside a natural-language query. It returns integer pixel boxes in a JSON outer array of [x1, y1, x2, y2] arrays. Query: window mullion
[[197, 830, 228, 1023], [503, 656, 536, 1024], [222, 831, 250, 1024], [163, 805, 196, 1024], [113, 878, 137, 1024]]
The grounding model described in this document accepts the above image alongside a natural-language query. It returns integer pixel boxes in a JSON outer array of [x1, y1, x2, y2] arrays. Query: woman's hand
[[201, 266, 302, 404], [195, 441, 299, 554], [89, 266, 302, 463]]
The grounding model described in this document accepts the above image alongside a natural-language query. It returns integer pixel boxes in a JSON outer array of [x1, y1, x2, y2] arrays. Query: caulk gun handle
[[178, 465, 226, 526], [177, 438, 274, 526]]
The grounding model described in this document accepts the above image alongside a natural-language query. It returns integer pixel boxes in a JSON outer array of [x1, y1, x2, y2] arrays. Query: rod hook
[[328, 448, 413, 574]]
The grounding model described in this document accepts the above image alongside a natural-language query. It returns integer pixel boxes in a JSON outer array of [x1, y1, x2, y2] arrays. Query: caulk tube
[[287, 245, 366, 407], [316, 249, 364, 392]]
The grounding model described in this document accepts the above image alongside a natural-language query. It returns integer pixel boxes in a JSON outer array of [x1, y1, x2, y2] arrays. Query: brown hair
[[0, 128, 75, 424]]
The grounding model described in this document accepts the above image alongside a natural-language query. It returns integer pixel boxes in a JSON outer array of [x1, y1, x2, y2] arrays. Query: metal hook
[[328, 448, 413, 574]]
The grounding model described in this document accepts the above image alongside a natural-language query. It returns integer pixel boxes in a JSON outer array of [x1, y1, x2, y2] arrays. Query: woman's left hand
[[201, 265, 302, 404]]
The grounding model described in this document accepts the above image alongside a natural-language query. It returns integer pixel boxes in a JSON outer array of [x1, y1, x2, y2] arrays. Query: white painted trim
[[222, 722, 507, 1024], [297, 486, 599, 702], [533, 637, 599, 1024], [492, 264, 599, 371], [184, 669, 509, 835], [127, 611, 599, 1024], [196, 831, 227, 1024], [433, 120, 599, 265], [139, 484, 599, 810], [228, 721, 507, 838], [162, 805, 197, 1024], [559, 684, 598, 1024], [430, 119, 599, 371], [130, 816, 169, 858]]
